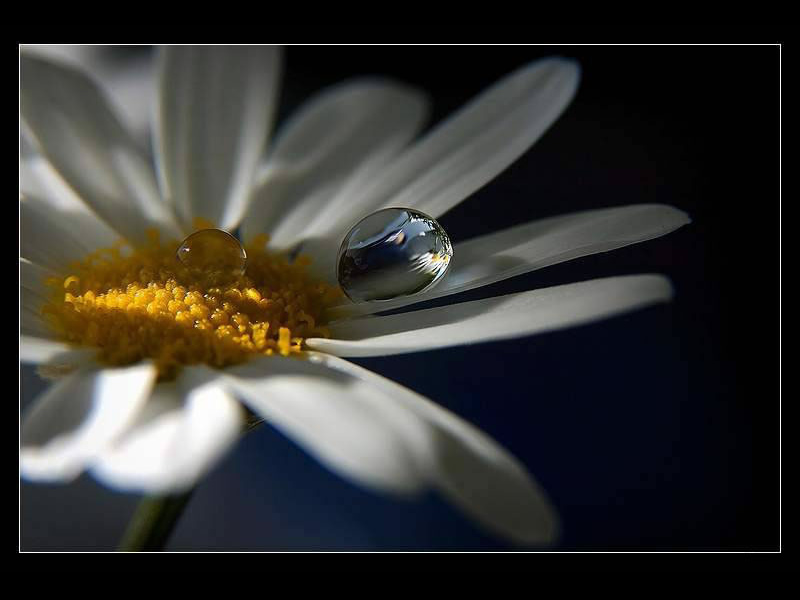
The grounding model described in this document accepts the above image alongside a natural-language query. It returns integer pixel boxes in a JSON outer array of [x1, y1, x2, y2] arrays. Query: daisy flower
[[20, 46, 689, 547]]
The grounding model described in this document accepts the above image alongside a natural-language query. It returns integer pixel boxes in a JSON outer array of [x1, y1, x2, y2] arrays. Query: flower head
[[20, 46, 689, 546]]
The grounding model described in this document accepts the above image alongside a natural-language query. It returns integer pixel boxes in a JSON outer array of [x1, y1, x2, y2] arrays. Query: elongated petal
[[20, 196, 108, 274], [331, 204, 690, 319], [311, 352, 559, 544], [21, 308, 52, 340], [315, 57, 580, 243], [155, 46, 282, 231], [91, 373, 243, 494], [20, 154, 120, 247], [242, 79, 429, 247], [21, 305, 53, 340], [21, 259, 56, 339], [21, 258, 52, 301], [20, 196, 101, 272], [20, 335, 75, 364], [309, 274, 673, 357], [215, 357, 435, 495], [20, 54, 180, 243], [22, 45, 156, 142], [20, 152, 91, 210], [21, 363, 156, 482]]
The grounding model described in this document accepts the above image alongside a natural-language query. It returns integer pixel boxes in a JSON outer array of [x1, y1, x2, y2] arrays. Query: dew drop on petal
[[177, 229, 247, 282], [336, 208, 453, 302]]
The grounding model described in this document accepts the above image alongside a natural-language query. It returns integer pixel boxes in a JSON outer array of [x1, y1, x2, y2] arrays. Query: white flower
[[20, 46, 689, 546]]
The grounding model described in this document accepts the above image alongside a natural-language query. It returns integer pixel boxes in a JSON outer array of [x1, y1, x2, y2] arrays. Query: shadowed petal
[[20, 195, 118, 272], [194, 353, 558, 544], [215, 357, 435, 495], [21, 259, 57, 340], [21, 45, 156, 143], [21, 54, 180, 244], [309, 274, 674, 357], [314, 352, 559, 545], [21, 305, 54, 340], [20, 154, 120, 248]]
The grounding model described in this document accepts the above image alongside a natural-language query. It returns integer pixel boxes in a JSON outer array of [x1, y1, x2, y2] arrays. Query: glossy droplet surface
[[337, 208, 453, 302], [177, 228, 246, 283]]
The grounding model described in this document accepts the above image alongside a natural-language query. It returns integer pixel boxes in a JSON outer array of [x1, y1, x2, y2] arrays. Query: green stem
[[118, 491, 194, 551]]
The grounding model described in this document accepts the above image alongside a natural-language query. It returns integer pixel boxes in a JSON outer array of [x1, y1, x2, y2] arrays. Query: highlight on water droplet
[[177, 228, 247, 283], [336, 208, 453, 302]]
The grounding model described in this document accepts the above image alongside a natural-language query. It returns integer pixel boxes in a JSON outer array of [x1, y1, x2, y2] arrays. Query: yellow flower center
[[40, 224, 341, 380]]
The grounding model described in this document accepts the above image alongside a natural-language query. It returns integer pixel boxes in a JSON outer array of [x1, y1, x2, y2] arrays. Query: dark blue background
[[21, 45, 780, 551]]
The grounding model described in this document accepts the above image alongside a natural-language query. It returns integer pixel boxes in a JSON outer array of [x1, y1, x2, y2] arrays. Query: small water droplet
[[337, 208, 453, 302], [177, 229, 247, 283]]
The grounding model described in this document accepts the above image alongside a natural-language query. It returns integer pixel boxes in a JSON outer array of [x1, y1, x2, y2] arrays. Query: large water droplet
[[337, 208, 453, 302], [177, 228, 247, 283]]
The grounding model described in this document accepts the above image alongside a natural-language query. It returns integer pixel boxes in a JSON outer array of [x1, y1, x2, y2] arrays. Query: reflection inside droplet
[[337, 208, 453, 302], [177, 228, 247, 283]]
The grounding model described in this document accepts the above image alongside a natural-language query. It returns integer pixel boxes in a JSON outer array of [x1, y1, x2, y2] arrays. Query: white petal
[[242, 78, 429, 248], [20, 153, 85, 211], [20, 196, 93, 271], [104, 57, 156, 144], [21, 308, 52, 340], [311, 352, 559, 544], [21, 257, 52, 301], [309, 274, 674, 357], [91, 372, 243, 494], [155, 46, 282, 231], [20, 194, 120, 273], [215, 357, 435, 495], [20, 154, 120, 246], [21, 259, 56, 339], [21, 363, 156, 482], [20, 335, 75, 364], [20, 54, 180, 244], [314, 57, 580, 244], [21, 307, 56, 341], [21, 45, 156, 143], [331, 204, 690, 319]]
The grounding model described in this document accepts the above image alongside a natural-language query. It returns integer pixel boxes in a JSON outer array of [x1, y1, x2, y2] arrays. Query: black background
[[21, 45, 780, 551]]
